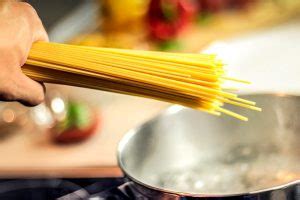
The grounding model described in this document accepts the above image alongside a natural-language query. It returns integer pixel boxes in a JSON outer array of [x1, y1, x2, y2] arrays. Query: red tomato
[[147, 0, 198, 41], [52, 115, 100, 144]]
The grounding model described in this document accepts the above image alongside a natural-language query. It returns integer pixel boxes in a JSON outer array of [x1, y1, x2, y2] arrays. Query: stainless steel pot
[[117, 94, 300, 199]]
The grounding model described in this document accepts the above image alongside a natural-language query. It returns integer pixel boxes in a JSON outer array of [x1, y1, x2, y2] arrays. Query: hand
[[0, 1, 48, 106]]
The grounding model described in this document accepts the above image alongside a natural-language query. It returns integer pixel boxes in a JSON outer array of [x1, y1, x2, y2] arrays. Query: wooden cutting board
[[0, 85, 169, 178]]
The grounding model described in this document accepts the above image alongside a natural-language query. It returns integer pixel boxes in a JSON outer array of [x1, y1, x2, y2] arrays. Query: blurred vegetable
[[51, 102, 100, 144], [147, 0, 198, 41]]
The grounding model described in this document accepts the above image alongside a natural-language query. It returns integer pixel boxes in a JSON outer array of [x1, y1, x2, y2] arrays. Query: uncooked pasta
[[23, 42, 261, 121]]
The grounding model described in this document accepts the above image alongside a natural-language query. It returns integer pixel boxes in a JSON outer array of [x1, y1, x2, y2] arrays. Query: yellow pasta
[[23, 42, 261, 121]]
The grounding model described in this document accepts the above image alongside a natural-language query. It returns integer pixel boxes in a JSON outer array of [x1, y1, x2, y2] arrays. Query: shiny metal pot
[[117, 94, 300, 199]]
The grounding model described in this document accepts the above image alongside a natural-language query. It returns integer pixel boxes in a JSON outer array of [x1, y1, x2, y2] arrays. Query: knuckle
[[20, 2, 34, 11], [21, 2, 38, 20], [20, 3, 47, 42]]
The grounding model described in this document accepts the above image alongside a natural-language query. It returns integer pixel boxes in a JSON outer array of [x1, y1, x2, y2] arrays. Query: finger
[[20, 2, 49, 42], [32, 18, 49, 42], [17, 2, 49, 65], [13, 71, 45, 106], [30, 8, 49, 42]]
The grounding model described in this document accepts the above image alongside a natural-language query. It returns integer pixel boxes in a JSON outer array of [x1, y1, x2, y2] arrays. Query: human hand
[[0, 1, 48, 106]]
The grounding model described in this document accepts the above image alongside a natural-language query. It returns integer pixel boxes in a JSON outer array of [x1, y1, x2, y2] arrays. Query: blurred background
[[0, 0, 300, 178]]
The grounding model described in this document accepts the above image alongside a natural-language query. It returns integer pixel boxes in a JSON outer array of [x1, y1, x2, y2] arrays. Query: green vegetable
[[158, 40, 183, 51], [67, 102, 91, 129], [55, 102, 91, 133]]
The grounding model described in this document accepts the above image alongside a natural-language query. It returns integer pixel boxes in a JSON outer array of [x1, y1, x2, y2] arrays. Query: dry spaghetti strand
[[23, 42, 261, 121]]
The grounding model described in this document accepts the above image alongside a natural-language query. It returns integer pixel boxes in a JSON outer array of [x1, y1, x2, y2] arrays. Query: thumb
[[14, 71, 45, 106]]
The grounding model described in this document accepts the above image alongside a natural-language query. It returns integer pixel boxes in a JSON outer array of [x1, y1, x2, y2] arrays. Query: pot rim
[[117, 93, 300, 197]]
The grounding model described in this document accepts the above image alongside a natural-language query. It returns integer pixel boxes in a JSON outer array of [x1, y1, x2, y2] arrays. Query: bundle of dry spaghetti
[[22, 42, 261, 121]]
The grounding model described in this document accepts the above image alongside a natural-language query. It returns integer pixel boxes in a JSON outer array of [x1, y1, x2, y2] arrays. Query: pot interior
[[118, 94, 300, 195]]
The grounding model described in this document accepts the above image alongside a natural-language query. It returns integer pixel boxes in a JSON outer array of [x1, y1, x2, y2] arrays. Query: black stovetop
[[0, 178, 130, 200], [0, 178, 299, 200]]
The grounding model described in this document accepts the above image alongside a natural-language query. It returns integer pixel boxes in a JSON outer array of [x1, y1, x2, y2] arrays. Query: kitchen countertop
[[0, 88, 169, 177]]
